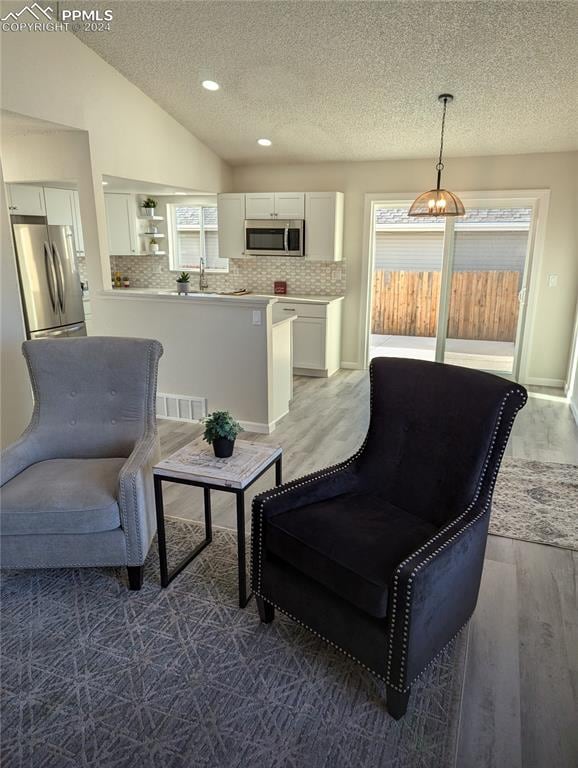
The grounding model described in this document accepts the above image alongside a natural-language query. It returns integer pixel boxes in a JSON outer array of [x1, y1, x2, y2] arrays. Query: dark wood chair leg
[[256, 596, 275, 623], [386, 685, 410, 719], [127, 565, 144, 590]]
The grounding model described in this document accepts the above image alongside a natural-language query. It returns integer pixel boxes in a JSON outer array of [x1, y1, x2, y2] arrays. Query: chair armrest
[[385, 503, 490, 692], [253, 458, 360, 522], [118, 432, 160, 566], [1, 431, 44, 486]]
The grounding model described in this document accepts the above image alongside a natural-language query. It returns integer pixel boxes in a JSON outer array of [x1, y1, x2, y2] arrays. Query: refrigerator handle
[[52, 243, 65, 312], [43, 242, 57, 312]]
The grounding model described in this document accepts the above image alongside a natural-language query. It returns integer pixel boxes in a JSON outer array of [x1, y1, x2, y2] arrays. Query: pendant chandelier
[[408, 94, 465, 217]]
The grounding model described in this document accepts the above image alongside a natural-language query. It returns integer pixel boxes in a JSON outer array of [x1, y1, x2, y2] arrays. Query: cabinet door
[[7, 184, 46, 216], [305, 192, 344, 261], [245, 193, 275, 219], [44, 187, 75, 226], [275, 192, 305, 219], [293, 317, 326, 369], [217, 194, 246, 258], [104, 193, 137, 255]]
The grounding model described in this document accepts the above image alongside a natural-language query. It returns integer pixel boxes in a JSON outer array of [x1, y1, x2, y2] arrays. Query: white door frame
[[360, 189, 551, 383]]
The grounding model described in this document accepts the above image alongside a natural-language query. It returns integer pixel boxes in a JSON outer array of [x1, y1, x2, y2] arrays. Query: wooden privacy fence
[[371, 270, 520, 342]]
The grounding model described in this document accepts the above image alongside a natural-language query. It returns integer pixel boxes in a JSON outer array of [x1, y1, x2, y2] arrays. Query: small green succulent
[[203, 411, 242, 444]]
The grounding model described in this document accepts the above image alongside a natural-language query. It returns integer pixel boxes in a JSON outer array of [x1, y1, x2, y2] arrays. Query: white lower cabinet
[[272, 298, 343, 376], [293, 317, 326, 369]]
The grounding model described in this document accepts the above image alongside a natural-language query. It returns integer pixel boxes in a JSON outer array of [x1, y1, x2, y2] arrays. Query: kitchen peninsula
[[91, 290, 294, 433]]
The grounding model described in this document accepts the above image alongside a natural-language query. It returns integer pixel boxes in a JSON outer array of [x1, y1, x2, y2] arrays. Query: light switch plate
[[547, 274, 558, 288], [252, 310, 262, 326]]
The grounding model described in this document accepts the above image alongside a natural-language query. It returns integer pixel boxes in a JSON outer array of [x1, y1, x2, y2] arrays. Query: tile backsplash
[[109, 254, 346, 296]]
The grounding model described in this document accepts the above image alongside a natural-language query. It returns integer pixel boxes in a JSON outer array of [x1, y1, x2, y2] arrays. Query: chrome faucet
[[199, 257, 209, 292]]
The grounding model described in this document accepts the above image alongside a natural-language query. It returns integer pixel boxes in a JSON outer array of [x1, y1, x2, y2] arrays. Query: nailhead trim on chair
[[118, 340, 161, 565], [5, 340, 162, 570], [253, 590, 471, 693], [252, 364, 375, 595], [385, 386, 527, 689], [250, 365, 527, 695]]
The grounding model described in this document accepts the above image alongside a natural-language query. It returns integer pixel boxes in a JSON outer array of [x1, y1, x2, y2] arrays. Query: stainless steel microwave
[[244, 219, 304, 257]]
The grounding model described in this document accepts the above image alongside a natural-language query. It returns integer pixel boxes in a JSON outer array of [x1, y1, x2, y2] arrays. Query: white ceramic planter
[[177, 282, 190, 294], [143, 207, 155, 218], [150, 243, 160, 253]]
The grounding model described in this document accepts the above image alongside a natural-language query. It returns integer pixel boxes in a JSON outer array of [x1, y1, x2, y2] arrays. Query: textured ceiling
[[73, 1, 578, 165]]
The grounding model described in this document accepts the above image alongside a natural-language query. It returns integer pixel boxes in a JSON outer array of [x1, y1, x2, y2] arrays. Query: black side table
[[153, 438, 282, 607]]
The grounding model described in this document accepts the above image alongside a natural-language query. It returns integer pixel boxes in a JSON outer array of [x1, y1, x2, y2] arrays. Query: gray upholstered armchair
[[0, 337, 163, 589]]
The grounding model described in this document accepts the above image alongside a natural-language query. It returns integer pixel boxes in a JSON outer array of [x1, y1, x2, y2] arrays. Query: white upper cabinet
[[245, 192, 305, 219], [274, 192, 305, 219], [217, 193, 246, 259], [245, 193, 276, 219], [7, 184, 46, 216], [44, 187, 75, 226], [105, 193, 137, 255], [45, 187, 85, 254], [305, 192, 344, 262]]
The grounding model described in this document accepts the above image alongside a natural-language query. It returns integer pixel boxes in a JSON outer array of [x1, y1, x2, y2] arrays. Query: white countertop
[[256, 294, 344, 304], [97, 288, 275, 307], [99, 288, 344, 305]]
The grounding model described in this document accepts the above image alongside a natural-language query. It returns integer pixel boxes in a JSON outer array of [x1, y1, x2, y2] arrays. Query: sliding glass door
[[442, 207, 532, 374], [370, 200, 534, 378]]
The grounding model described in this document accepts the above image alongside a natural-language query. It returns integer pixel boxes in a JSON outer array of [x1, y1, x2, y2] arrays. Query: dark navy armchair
[[251, 358, 527, 718]]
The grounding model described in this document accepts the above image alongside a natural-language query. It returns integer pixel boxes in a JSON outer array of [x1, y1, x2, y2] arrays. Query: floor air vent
[[156, 393, 208, 422]]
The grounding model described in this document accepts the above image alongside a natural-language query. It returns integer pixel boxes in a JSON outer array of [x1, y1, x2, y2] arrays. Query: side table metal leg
[[236, 491, 251, 608], [154, 475, 170, 588], [204, 487, 213, 542], [275, 456, 283, 486]]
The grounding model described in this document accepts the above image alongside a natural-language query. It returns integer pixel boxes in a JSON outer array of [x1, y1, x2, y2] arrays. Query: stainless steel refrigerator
[[11, 215, 86, 339]]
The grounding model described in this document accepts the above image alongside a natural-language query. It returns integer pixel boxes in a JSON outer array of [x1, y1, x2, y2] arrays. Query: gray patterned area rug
[[1, 520, 467, 768], [491, 459, 578, 550]]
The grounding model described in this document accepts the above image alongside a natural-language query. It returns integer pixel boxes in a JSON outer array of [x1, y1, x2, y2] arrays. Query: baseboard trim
[[341, 361, 363, 370], [570, 399, 578, 426], [238, 412, 289, 435], [524, 377, 565, 388]]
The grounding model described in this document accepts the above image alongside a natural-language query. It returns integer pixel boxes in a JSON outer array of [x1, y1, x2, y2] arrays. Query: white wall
[[1, 29, 232, 294], [233, 152, 578, 383], [91, 294, 286, 431], [0, 159, 32, 447], [1, 130, 103, 295], [1, 29, 232, 435]]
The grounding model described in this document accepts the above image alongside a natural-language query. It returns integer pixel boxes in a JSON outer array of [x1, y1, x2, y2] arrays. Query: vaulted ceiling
[[74, 1, 578, 165]]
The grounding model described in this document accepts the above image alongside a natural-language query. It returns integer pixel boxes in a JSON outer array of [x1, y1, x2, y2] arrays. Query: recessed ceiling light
[[202, 80, 220, 91], [102, 181, 108, 185], [257, 138, 272, 147]]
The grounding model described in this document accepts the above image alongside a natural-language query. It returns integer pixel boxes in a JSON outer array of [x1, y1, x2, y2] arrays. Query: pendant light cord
[[436, 97, 449, 188]]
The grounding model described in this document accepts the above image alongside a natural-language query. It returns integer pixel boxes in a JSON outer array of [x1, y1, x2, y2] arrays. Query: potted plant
[[150, 237, 160, 253], [203, 411, 242, 458], [142, 197, 157, 217], [176, 271, 191, 294]]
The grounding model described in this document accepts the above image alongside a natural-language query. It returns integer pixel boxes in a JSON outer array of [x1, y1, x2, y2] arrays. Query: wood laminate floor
[[157, 370, 578, 768]]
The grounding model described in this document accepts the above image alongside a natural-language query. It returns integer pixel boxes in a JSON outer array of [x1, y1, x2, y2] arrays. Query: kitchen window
[[167, 204, 228, 272]]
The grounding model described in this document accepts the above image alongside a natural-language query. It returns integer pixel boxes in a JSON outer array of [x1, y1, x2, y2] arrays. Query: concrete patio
[[370, 334, 515, 373]]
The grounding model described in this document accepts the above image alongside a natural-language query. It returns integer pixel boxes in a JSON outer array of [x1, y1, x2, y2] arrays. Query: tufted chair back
[[357, 357, 527, 527], [21, 337, 163, 460]]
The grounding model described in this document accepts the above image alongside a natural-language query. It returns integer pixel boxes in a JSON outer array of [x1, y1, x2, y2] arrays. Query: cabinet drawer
[[273, 301, 327, 321]]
